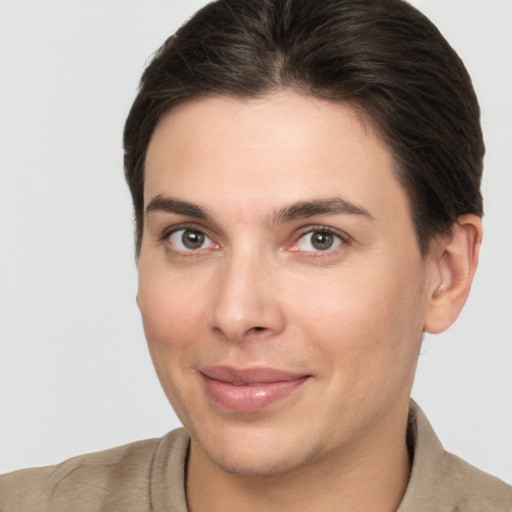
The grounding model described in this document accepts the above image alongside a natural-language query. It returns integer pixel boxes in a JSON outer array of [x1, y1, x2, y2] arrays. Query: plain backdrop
[[1, 0, 511, 483]]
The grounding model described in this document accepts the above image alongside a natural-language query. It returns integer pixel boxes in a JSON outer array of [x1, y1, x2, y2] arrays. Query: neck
[[186, 400, 412, 512]]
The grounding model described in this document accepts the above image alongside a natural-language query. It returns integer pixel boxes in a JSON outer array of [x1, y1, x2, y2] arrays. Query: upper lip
[[199, 365, 309, 384]]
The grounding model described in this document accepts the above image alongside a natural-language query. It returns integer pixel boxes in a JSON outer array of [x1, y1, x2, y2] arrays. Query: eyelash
[[289, 226, 350, 257], [158, 224, 350, 257], [157, 224, 213, 255]]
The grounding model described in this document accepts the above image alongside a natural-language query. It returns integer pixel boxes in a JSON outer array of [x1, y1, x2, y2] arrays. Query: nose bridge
[[209, 243, 285, 341]]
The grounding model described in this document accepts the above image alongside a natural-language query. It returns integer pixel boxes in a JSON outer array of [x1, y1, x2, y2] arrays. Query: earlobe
[[423, 214, 482, 334]]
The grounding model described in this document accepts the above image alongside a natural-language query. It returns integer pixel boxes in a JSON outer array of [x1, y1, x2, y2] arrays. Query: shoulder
[[400, 401, 511, 512], [442, 451, 512, 511], [0, 429, 189, 512]]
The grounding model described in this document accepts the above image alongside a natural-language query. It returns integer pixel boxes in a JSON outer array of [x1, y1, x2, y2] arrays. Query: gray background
[[1, 0, 511, 482]]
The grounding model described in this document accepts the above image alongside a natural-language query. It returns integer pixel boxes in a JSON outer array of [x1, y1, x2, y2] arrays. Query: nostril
[[251, 327, 265, 332]]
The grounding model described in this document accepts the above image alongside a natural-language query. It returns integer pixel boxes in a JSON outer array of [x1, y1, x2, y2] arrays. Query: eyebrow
[[269, 197, 373, 224], [145, 196, 211, 219], [145, 195, 373, 223]]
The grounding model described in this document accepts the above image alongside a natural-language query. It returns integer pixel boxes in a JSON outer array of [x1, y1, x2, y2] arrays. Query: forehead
[[144, 92, 411, 228]]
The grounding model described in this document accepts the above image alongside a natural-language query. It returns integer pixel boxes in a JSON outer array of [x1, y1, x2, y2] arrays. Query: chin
[[206, 445, 313, 477], [190, 422, 321, 477]]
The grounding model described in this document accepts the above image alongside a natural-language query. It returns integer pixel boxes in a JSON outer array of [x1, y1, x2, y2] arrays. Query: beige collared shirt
[[1, 402, 510, 511]]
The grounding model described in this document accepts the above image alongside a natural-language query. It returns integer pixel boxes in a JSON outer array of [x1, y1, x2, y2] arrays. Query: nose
[[208, 251, 286, 342]]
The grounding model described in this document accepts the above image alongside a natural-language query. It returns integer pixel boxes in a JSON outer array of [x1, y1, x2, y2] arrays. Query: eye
[[168, 228, 216, 252], [296, 229, 344, 252]]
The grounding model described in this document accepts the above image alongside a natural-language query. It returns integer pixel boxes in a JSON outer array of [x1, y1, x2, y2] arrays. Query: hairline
[[135, 89, 432, 259]]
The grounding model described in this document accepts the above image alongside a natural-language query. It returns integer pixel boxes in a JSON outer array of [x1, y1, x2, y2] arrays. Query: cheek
[[295, 261, 426, 378], [136, 268, 213, 421], [298, 274, 425, 436], [137, 267, 209, 367]]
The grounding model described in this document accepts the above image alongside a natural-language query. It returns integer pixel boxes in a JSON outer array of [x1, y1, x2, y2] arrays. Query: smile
[[199, 366, 311, 412]]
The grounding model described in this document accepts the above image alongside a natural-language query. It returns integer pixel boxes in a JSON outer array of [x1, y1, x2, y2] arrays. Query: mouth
[[198, 365, 311, 412]]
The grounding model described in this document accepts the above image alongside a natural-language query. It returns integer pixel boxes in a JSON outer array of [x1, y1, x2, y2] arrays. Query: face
[[138, 92, 437, 476]]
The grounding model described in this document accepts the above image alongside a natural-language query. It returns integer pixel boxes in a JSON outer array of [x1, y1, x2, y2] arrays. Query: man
[[1, 0, 511, 510]]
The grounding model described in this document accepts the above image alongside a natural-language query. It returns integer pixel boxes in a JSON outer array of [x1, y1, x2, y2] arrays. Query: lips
[[199, 366, 310, 412]]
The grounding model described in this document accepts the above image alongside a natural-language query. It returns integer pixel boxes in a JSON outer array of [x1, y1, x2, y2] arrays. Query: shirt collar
[[151, 401, 480, 511]]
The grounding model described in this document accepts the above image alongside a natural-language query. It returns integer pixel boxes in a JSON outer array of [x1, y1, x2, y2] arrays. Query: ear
[[423, 214, 482, 334]]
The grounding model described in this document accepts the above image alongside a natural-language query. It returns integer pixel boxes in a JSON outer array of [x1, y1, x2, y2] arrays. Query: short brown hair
[[124, 0, 484, 258]]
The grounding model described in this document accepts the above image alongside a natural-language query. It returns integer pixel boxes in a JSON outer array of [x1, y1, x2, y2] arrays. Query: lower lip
[[200, 374, 309, 412]]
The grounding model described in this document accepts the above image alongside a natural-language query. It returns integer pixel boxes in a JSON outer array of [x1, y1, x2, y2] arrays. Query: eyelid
[[157, 222, 350, 256], [159, 222, 210, 241], [288, 225, 351, 253], [159, 223, 220, 254]]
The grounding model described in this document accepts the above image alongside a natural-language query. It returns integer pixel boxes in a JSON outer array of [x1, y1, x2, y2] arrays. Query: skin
[[137, 91, 481, 512]]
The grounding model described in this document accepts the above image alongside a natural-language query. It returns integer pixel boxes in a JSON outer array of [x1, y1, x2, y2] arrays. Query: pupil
[[182, 230, 204, 249], [312, 232, 333, 250]]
